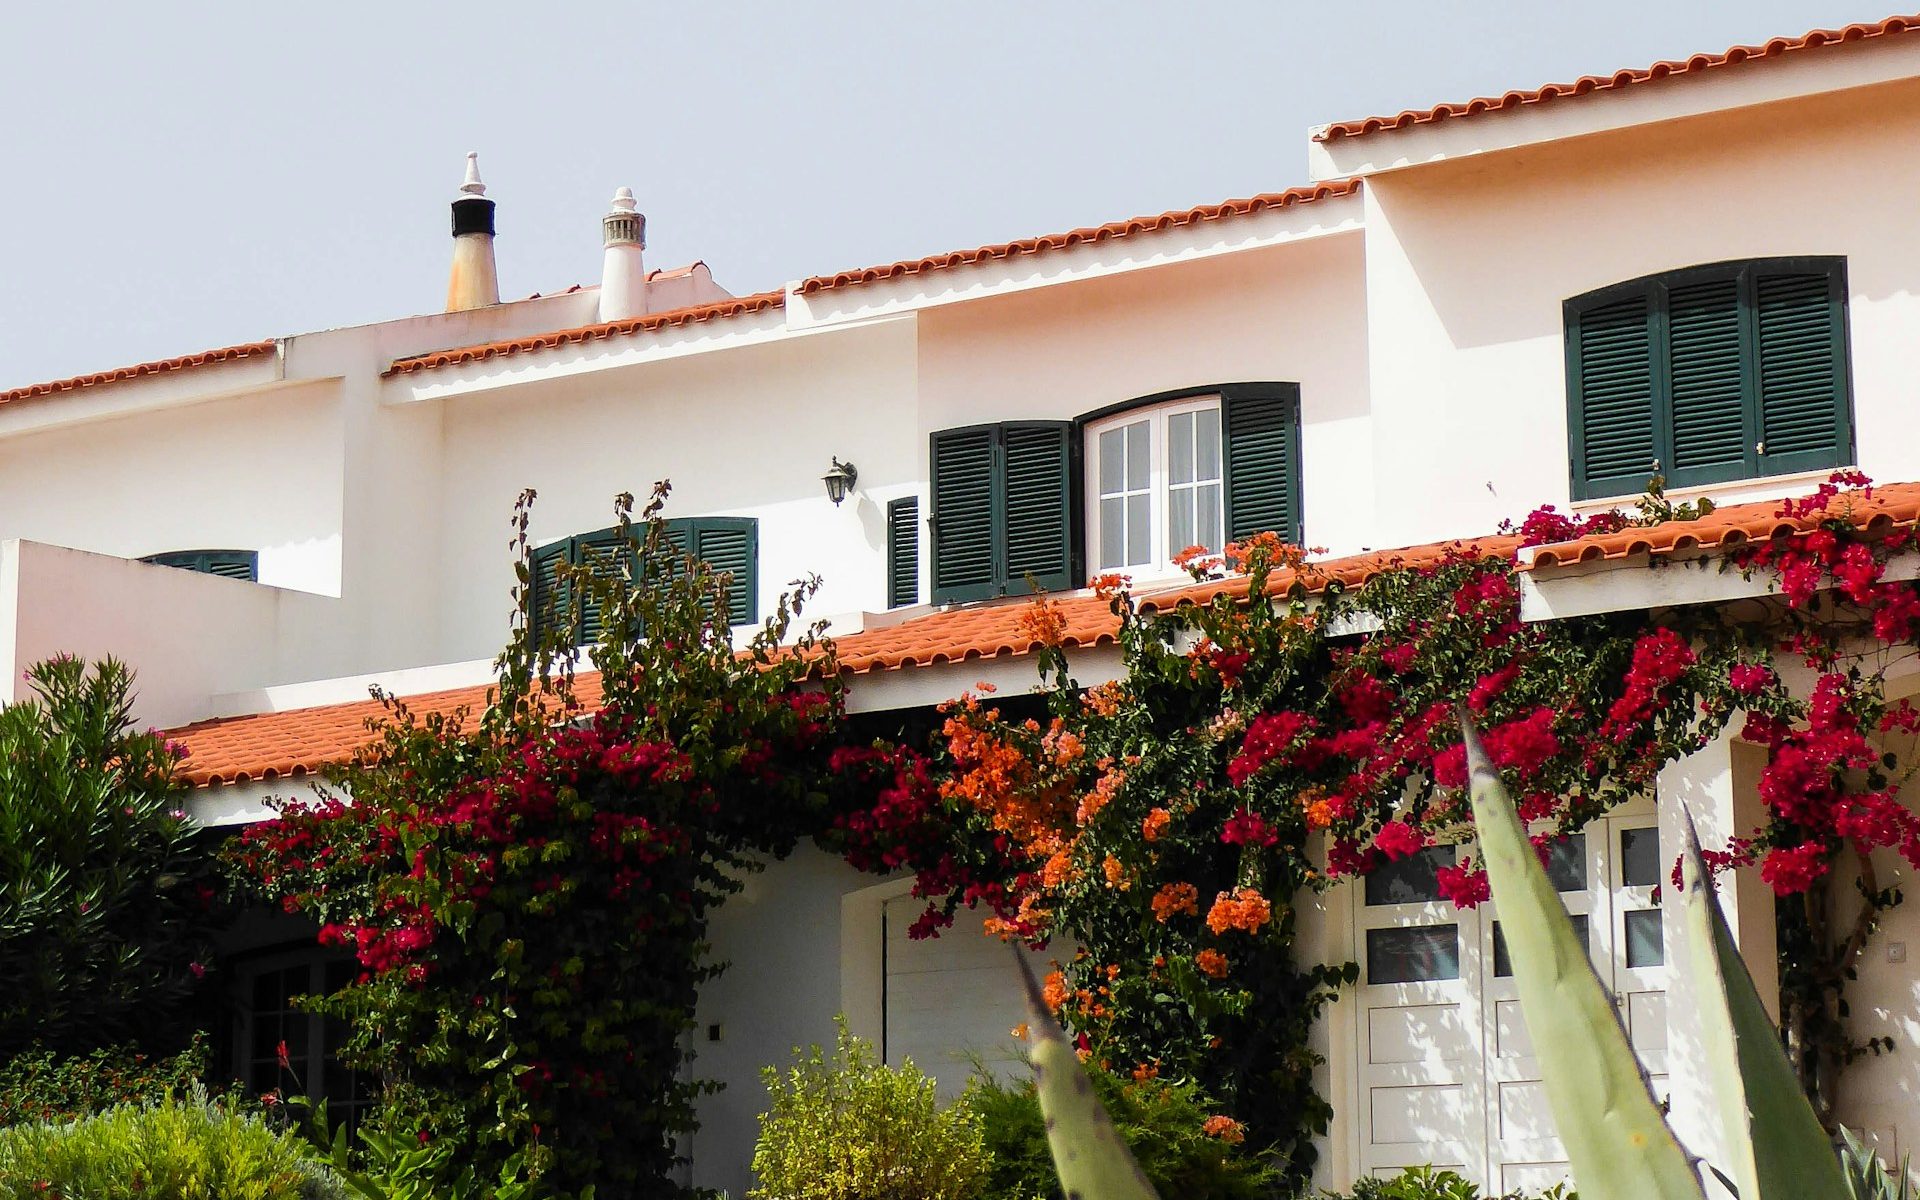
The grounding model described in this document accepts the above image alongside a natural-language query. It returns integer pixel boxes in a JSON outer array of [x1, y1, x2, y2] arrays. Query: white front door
[[1355, 814, 1669, 1189]]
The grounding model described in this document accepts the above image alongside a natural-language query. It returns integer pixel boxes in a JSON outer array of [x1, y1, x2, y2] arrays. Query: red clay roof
[[1317, 14, 1920, 142], [170, 482, 1920, 790], [0, 340, 277, 410], [794, 179, 1361, 296], [1525, 480, 1920, 569], [383, 291, 787, 377]]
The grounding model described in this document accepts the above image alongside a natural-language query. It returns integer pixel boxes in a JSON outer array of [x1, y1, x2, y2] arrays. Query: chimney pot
[[598, 186, 649, 322], [446, 152, 501, 312]]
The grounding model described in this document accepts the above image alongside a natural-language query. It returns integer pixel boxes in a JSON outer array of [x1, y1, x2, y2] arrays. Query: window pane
[[1543, 833, 1587, 892], [1197, 407, 1222, 480], [1099, 429, 1124, 497], [1198, 482, 1222, 552], [1170, 412, 1195, 485], [1126, 422, 1151, 490], [1099, 497, 1124, 569], [1620, 827, 1660, 889], [1625, 908, 1664, 967], [1170, 489, 1194, 556], [1367, 925, 1460, 984], [1365, 845, 1458, 906], [1126, 494, 1151, 564], [1495, 914, 1588, 977]]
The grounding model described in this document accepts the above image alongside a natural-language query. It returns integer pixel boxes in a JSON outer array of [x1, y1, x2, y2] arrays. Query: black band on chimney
[[451, 196, 496, 237]]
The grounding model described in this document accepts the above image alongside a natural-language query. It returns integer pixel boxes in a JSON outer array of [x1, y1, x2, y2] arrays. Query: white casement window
[[231, 949, 372, 1133], [1085, 396, 1224, 578]]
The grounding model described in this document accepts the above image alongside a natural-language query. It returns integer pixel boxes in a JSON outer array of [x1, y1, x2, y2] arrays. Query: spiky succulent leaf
[[1678, 810, 1851, 1199], [1014, 950, 1161, 1200], [1461, 712, 1704, 1200]]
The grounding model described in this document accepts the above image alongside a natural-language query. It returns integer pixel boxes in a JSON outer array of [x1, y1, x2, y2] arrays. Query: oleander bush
[[965, 1060, 1279, 1200], [750, 1019, 988, 1200], [0, 1091, 346, 1199], [0, 656, 219, 1057]]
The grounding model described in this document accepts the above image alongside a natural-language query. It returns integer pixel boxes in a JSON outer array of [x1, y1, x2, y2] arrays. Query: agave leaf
[[1461, 712, 1704, 1200], [1013, 949, 1161, 1200], [1677, 809, 1851, 1198]]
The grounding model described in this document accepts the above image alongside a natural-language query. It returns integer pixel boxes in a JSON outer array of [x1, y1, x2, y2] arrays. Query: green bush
[[964, 1062, 1280, 1200], [0, 1092, 346, 1199], [1325, 1167, 1572, 1200], [0, 656, 218, 1056], [751, 1018, 988, 1200], [0, 1035, 213, 1127]]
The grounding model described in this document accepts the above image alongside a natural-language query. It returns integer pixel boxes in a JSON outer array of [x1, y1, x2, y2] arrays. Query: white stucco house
[[7, 12, 1920, 1194]]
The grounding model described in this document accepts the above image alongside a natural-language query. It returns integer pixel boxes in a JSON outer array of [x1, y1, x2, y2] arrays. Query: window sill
[[1571, 465, 1860, 517]]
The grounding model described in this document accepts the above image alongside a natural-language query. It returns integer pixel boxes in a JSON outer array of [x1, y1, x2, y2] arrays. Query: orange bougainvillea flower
[[1081, 681, 1126, 718], [1141, 807, 1172, 842], [1090, 572, 1132, 602], [1011, 1022, 1031, 1042], [1205, 887, 1272, 936], [1195, 948, 1229, 978], [1018, 596, 1069, 647], [1150, 882, 1200, 922], [1042, 970, 1069, 1013], [1076, 767, 1126, 826], [1202, 1115, 1246, 1145], [1298, 785, 1335, 831], [1102, 854, 1131, 891], [1132, 1061, 1160, 1082]]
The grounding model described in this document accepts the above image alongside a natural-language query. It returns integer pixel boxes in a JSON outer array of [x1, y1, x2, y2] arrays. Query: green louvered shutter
[[1002, 422, 1073, 595], [1568, 292, 1658, 500], [1754, 263, 1851, 476], [529, 540, 573, 645], [1665, 276, 1749, 483], [1222, 385, 1302, 543], [931, 427, 999, 603], [690, 518, 758, 627], [574, 527, 630, 644], [141, 549, 258, 580], [886, 497, 920, 608]]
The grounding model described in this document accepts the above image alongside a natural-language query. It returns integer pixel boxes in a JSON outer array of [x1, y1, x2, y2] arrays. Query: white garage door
[[882, 897, 1064, 1097], [1355, 814, 1668, 1191]]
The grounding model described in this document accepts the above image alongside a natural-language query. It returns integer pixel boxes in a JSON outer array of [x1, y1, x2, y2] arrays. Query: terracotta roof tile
[[795, 180, 1361, 296], [171, 482, 1920, 791], [1524, 480, 1920, 569], [1317, 14, 1920, 141], [0, 340, 277, 410], [383, 291, 786, 378], [172, 675, 605, 788]]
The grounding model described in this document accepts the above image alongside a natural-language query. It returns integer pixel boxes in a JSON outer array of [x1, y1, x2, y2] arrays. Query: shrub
[[751, 1018, 988, 1200], [1326, 1167, 1572, 1200], [0, 1035, 214, 1127], [0, 656, 218, 1056], [0, 1091, 346, 1199], [964, 1062, 1279, 1200]]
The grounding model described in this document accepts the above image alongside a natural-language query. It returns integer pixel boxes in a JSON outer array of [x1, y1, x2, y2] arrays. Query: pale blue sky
[[0, 1, 1887, 386]]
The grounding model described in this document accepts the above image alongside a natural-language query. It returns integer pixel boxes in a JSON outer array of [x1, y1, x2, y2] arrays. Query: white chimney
[[445, 152, 500, 312], [597, 187, 648, 322]]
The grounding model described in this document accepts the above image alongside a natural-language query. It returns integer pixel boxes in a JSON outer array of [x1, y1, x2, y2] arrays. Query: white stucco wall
[[430, 319, 921, 664], [1361, 76, 1920, 545], [0, 383, 346, 596]]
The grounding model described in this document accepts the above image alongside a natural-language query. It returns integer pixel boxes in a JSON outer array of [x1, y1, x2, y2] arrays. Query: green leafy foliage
[[750, 1018, 987, 1200], [0, 1091, 346, 1200], [1325, 1165, 1573, 1200], [0, 1034, 214, 1127], [0, 656, 217, 1056], [1840, 1127, 1916, 1200], [964, 1064, 1277, 1200], [227, 486, 845, 1198]]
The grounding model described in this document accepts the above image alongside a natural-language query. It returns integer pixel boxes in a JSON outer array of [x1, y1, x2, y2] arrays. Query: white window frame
[[1083, 394, 1224, 582]]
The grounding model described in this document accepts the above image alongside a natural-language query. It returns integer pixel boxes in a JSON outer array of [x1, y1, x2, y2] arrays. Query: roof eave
[[1308, 27, 1920, 181]]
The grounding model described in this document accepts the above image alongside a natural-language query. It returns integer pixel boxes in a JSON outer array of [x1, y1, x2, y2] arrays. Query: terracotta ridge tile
[[383, 291, 787, 378], [0, 340, 278, 409], [1318, 13, 1920, 141], [794, 179, 1361, 296]]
